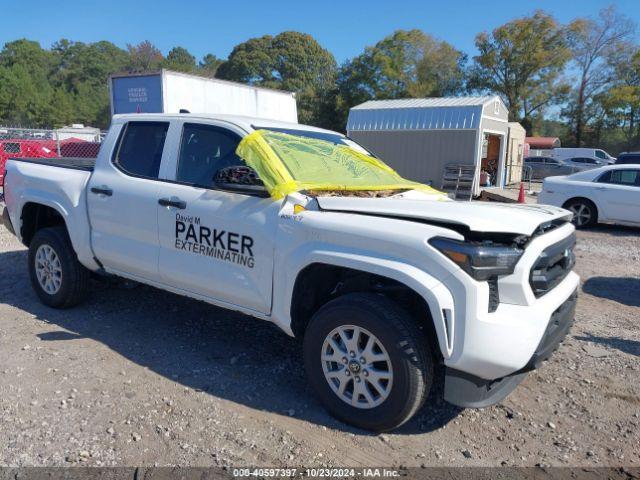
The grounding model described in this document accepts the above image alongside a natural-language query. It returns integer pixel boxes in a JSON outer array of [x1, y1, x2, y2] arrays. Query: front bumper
[[444, 288, 577, 408], [2, 207, 14, 235]]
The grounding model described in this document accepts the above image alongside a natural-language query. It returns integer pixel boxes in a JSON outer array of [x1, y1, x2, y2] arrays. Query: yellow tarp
[[236, 129, 445, 200]]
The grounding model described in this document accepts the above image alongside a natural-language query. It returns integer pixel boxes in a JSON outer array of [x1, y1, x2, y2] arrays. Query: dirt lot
[[0, 220, 638, 468]]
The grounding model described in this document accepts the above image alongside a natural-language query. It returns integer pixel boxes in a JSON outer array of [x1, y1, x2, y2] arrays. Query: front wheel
[[28, 226, 90, 308], [303, 293, 433, 431]]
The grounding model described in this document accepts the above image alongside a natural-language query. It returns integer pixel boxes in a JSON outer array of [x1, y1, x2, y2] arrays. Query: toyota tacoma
[[2, 113, 579, 431]]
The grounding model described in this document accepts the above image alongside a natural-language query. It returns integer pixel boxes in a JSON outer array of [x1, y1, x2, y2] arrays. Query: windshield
[[236, 129, 444, 200], [253, 126, 373, 155]]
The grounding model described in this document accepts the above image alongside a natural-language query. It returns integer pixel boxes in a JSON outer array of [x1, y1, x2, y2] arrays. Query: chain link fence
[[0, 125, 104, 187]]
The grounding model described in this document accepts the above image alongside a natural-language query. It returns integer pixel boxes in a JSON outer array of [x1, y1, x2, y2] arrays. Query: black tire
[[564, 198, 597, 228], [303, 292, 433, 432], [28, 226, 90, 308]]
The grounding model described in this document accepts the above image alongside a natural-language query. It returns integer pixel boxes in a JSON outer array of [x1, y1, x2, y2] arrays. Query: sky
[[2, 0, 639, 64]]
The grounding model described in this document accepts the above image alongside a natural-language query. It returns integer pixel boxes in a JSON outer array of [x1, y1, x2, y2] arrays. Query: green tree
[[336, 29, 466, 129], [53, 39, 128, 89], [162, 46, 196, 72], [199, 53, 223, 77], [599, 44, 640, 150], [0, 39, 56, 75], [216, 31, 337, 127], [50, 39, 128, 128], [0, 40, 56, 127], [127, 40, 163, 71], [468, 11, 571, 133], [564, 6, 636, 146], [217, 36, 276, 85]]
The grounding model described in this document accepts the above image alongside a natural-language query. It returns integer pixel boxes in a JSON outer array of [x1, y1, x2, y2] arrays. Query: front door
[[87, 121, 169, 279], [156, 122, 278, 314]]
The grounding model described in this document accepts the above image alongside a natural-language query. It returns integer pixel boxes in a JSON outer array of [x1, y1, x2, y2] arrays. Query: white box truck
[[109, 70, 298, 123]]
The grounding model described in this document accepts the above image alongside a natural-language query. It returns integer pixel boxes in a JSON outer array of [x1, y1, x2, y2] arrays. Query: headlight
[[429, 237, 523, 281]]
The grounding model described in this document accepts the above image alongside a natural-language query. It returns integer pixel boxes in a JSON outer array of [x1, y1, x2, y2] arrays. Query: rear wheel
[[564, 199, 597, 228], [303, 293, 432, 431], [28, 226, 90, 308]]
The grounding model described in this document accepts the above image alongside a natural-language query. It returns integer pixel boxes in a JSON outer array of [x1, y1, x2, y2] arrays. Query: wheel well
[[290, 263, 441, 360], [20, 203, 66, 246], [562, 197, 598, 218]]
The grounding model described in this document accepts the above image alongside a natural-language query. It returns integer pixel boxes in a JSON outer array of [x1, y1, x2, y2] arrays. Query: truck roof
[[111, 113, 340, 137]]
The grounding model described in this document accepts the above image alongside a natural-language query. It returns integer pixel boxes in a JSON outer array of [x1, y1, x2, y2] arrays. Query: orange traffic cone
[[517, 182, 526, 203]]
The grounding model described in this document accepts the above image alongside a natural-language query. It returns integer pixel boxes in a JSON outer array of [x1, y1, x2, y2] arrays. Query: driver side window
[[176, 123, 243, 187]]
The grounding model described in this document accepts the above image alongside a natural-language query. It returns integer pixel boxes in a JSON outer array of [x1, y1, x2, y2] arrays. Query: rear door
[[594, 168, 640, 224], [87, 121, 169, 279], [156, 121, 278, 314]]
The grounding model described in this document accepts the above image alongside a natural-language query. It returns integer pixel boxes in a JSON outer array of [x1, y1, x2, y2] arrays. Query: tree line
[[0, 6, 638, 153]]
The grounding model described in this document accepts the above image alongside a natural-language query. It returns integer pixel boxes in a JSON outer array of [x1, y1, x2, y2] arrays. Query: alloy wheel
[[568, 203, 591, 227], [321, 325, 393, 409], [35, 244, 63, 295]]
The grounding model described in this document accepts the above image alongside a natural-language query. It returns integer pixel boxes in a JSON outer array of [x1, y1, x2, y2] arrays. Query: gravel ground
[[0, 221, 638, 468]]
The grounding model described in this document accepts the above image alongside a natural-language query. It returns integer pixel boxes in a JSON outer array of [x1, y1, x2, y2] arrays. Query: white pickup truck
[[2, 113, 579, 431]]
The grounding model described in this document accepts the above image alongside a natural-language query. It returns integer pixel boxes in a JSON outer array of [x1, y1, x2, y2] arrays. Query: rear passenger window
[[599, 169, 639, 186], [610, 170, 639, 185], [113, 122, 169, 178], [176, 123, 243, 186]]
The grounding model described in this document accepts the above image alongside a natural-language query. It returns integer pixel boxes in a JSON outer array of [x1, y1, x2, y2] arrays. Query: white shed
[[347, 96, 510, 198]]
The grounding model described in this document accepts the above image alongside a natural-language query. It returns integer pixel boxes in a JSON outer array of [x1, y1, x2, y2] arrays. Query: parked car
[[2, 113, 579, 431], [538, 165, 640, 228], [616, 152, 640, 165], [524, 157, 575, 180], [551, 147, 616, 164], [564, 156, 609, 167], [524, 156, 605, 181]]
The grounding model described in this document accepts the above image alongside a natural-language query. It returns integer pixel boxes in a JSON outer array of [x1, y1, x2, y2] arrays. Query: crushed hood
[[315, 196, 572, 236]]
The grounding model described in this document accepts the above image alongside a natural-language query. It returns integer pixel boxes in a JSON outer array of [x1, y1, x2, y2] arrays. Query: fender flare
[[272, 245, 456, 359], [16, 192, 99, 271], [17, 193, 70, 243]]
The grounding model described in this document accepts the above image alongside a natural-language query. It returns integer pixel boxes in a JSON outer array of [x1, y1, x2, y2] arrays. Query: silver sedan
[[523, 156, 602, 181]]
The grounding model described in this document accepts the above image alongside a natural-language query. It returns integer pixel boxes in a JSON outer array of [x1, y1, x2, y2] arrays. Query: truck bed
[[10, 157, 95, 171]]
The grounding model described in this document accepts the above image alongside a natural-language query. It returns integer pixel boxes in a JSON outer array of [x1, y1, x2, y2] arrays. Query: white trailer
[[109, 69, 298, 123]]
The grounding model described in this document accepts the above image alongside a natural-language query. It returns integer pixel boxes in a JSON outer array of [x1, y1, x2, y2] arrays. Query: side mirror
[[213, 165, 269, 196]]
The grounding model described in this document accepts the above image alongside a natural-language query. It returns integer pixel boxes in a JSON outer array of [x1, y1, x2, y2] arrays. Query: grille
[[530, 233, 576, 298]]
